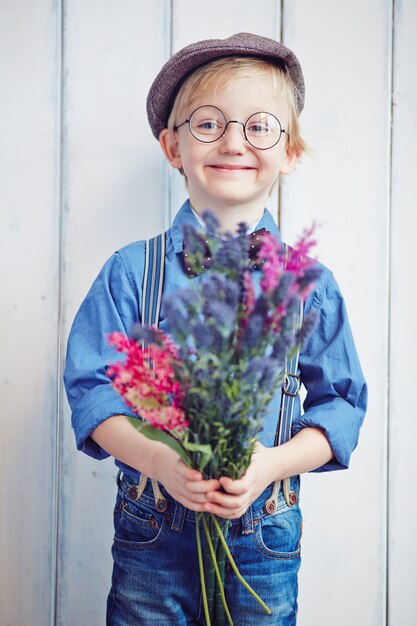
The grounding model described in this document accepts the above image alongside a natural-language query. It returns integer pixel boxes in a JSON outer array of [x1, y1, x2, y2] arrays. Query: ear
[[279, 147, 302, 175], [159, 128, 183, 169]]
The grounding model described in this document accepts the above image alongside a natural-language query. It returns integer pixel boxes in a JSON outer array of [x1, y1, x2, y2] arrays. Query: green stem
[[196, 513, 211, 626], [201, 513, 234, 626], [210, 514, 272, 615]]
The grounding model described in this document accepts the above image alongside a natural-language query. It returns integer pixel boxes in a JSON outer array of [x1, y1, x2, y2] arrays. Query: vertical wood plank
[[281, 2, 391, 625], [0, 1, 61, 624], [58, 2, 170, 624], [389, 0, 417, 623], [169, 0, 281, 222]]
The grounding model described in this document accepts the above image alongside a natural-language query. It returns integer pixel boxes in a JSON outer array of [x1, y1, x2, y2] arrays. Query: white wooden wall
[[1, 1, 416, 624]]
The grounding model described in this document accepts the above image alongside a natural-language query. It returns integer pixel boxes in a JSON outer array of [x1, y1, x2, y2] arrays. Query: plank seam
[[53, 0, 66, 624], [386, 1, 396, 624]]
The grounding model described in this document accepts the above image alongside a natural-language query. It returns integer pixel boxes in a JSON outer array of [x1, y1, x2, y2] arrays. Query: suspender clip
[[283, 373, 301, 397]]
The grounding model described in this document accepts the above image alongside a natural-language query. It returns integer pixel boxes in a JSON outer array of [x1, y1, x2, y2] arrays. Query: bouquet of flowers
[[107, 212, 321, 626]]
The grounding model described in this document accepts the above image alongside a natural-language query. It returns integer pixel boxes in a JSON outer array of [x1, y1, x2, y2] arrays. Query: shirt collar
[[170, 199, 281, 253]]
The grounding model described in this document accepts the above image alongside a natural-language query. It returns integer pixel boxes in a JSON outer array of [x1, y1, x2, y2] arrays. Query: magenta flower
[[285, 223, 318, 276], [107, 330, 189, 432], [258, 233, 284, 293], [258, 224, 318, 298]]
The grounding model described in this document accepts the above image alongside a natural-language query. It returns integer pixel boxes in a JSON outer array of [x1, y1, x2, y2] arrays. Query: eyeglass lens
[[188, 105, 283, 149]]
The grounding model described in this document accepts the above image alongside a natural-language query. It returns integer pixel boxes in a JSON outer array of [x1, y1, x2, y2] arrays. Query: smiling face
[[160, 68, 301, 231]]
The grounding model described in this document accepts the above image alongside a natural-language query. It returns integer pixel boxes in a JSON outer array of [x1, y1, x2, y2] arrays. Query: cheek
[[261, 148, 287, 174], [179, 144, 208, 176], [260, 156, 281, 177], [179, 153, 198, 178]]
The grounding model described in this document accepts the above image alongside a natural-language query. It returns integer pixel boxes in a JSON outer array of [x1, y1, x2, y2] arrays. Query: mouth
[[207, 164, 256, 172]]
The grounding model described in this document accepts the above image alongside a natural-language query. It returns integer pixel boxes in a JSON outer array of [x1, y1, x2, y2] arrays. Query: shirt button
[[288, 492, 297, 506]]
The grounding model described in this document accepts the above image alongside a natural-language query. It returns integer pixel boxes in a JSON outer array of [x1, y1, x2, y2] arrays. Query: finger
[[176, 496, 208, 512], [203, 501, 246, 520], [182, 492, 210, 505], [175, 462, 203, 481], [218, 476, 248, 495], [207, 490, 246, 510], [166, 480, 214, 505], [161, 482, 207, 508], [186, 478, 221, 493]]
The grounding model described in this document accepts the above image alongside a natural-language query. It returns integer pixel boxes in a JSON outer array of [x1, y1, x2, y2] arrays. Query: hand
[[151, 443, 221, 512], [203, 443, 279, 520]]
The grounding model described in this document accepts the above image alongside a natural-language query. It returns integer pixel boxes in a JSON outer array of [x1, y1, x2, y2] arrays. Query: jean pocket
[[254, 505, 302, 560], [113, 493, 169, 551]]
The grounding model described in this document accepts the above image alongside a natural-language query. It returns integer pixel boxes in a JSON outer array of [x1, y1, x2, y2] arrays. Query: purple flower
[[271, 330, 293, 362], [295, 309, 319, 347], [241, 313, 264, 349], [253, 293, 269, 317], [203, 300, 235, 333], [271, 273, 295, 307], [206, 325, 224, 354], [177, 288, 200, 310], [201, 273, 240, 309], [296, 265, 322, 295], [237, 221, 249, 238], [214, 237, 246, 275], [130, 324, 160, 345], [201, 210, 220, 235], [193, 321, 213, 350], [164, 298, 189, 335], [242, 356, 280, 393]]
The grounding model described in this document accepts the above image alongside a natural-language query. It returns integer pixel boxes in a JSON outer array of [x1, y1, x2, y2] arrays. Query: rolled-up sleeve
[[64, 247, 144, 459], [292, 269, 367, 471]]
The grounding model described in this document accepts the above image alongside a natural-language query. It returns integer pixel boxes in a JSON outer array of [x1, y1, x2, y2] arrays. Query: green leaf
[[132, 422, 193, 468], [183, 441, 213, 472], [127, 416, 141, 429]]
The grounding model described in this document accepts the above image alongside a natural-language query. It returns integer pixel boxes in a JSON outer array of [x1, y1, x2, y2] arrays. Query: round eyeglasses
[[174, 105, 289, 150]]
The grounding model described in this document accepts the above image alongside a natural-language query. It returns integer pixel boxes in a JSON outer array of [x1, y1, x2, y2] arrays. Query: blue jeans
[[107, 472, 302, 625]]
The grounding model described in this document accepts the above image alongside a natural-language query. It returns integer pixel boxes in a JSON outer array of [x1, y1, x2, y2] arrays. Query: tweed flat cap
[[147, 32, 305, 139]]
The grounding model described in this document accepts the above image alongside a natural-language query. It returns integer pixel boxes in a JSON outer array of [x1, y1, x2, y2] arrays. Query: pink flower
[[257, 224, 318, 303], [285, 223, 318, 276], [107, 331, 189, 432], [258, 233, 284, 293]]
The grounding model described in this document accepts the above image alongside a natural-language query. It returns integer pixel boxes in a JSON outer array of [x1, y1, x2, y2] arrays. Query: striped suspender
[[274, 301, 304, 448], [142, 233, 166, 328], [134, 233, 169, 511]]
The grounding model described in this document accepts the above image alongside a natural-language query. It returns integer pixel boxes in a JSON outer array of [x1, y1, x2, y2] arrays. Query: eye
[[246, 113, 279, 137], [247, 122, 270, 134], [190, 106, 226, 137], [196, 119, 222, 132]]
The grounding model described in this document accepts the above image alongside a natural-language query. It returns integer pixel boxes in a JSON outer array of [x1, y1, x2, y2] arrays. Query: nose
[[219, 121, 247, 154]]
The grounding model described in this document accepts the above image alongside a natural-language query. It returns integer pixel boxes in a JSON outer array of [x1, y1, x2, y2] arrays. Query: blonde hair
[[167, 56, 307, 160]]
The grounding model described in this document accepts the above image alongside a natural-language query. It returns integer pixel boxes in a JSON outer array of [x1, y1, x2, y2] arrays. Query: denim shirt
[[64, 200, 367, 476]]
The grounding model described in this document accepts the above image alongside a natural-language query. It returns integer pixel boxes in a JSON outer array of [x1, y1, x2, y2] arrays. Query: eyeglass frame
[[173, 105, 289, 151]]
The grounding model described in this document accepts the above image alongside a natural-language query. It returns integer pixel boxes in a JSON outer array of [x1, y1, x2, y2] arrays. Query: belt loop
[[242, 505, 254, 535], [171, 501, 186, 532]]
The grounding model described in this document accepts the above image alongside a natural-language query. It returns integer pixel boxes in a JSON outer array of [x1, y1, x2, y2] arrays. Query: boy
[[64, 33, 367, 625]]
